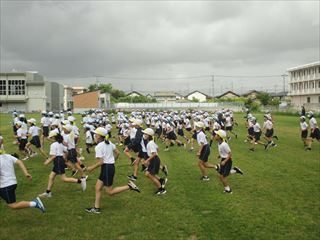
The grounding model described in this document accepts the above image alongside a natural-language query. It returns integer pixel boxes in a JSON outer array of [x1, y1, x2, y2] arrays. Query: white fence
[[111, 102, 244, 111]]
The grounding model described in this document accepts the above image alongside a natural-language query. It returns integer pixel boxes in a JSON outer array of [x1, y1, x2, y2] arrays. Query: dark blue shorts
[[52, 156, 66, 175], [99, 164, 115, 187], [219, 158, 232, 177], [0, 184, 17, 204], [199, 144, 210, 162], [147, 156, 160, 175]]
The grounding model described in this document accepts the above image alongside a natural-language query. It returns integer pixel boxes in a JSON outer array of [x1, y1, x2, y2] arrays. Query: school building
[[287, 62, 320, 110], [0, 72, 64, 112], [72, 90, 111, 113]]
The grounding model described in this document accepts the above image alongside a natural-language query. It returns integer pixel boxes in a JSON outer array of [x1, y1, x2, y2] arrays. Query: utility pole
[[211, 75, 214, 98], [281, 73, 288, 94]]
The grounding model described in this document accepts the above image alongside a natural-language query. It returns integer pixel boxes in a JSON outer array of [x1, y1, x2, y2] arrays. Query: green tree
[[257, 92, 271, 106], [88, 83, 113, 93]]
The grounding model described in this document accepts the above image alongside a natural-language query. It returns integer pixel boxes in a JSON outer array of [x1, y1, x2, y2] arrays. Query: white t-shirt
[[263, 120, 273, 130], [85, 130, 93, 144], [63, 133, 76, 150], [49, 142, 65, 156], [196, 131, 208, 145], [41, 117, 51, 127], [72, 125, 79, 136], [253, 123, 261, 133], [146, 140, 158, 157], [105, 124, 112, 132], [0, 154, 18, 188], [0, 136, 3, 150], [95, 141, 116, 164], [17, 128, 27, 139], [225, 117, 232, 127], [28, 125, 40, 137], [309, 117, 318, 129], [218, 141, 231, 159], [300, 122, 308, 131], [129, 127, 137, 139], [184, 119, 191, 129]]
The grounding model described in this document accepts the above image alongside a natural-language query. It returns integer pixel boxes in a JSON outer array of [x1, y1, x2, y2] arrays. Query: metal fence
[[111, 102, 244, 111]]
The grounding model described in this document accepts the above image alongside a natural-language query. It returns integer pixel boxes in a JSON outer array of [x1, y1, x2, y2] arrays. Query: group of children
[[1, 107, 318, 214], [299, 111, 320, 150]]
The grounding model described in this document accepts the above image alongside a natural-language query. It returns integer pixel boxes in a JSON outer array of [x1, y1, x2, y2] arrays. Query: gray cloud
[[1, 1, 319, 95]]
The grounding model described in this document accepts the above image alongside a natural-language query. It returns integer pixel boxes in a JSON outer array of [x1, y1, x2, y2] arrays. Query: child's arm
[[15, 160, 32, 180], [86, 158, 103, 173], [197, 142, 203, 156], [44, 155, 55, 165], [144, 152, 156, 165], [114, 148, 120, 160], [221, 152, 232, 166]]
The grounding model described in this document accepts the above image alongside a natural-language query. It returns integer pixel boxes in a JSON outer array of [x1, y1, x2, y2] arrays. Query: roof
[[216, 91, 240, 98], [242, 90, 261, 97], [72, 90, 98, 96], [287, 61, 320, 72], [127, 91, 143, 96], [154, 91, 176, 97], [185, 90, 212, 98]]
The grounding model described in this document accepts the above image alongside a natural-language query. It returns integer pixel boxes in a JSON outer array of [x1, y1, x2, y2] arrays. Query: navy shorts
[[138, 151, 148, 160], [226, 126, 233, 131], [192, 132, 197, 140], [219, 158, 233, 177], [99, 164, 115, 187], [301, 130, 308, 139], [265, 129, 273, 138], [43, 126, 49, 137], [199, 144, 210, 162], [18, 138, 27, 150], [30, 136, 41, 148], [166, 131, 177, 140], [254, 132, 261, 141], [177, 129, 184, 136], [52, 156, 66, 175], [127, 142, 141, 153], [0, 184, 17, 204], [147, 156, 160, 175], [310, 128, 320, 140], [67, 148, 78, 164]]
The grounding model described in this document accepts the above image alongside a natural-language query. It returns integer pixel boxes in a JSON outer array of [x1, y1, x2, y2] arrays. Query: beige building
[[216, 91, 240, 99], [186, 90, 212, 102], [73, 90, 110, 113], [288, 62, 320, 110]]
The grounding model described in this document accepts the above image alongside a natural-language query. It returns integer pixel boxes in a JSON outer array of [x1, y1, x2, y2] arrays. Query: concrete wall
[[27, 85, 46, 112]]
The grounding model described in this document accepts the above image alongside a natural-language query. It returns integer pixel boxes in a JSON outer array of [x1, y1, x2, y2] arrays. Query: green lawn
[[0, 113, 319, 240]]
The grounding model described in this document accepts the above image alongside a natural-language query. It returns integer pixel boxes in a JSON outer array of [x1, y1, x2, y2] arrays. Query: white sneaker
[[30, 152, 38, 157], [38, 192, 52, 198], [22, 156, 29, 161], [79, 148, 83, 155], [78, 156, 85, 161], [81, 178, 87, 191]]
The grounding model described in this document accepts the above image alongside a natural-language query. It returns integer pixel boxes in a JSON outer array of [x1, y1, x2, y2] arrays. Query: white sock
[[29, 201, 36, 207], [224, 186, 231, 191], [230, 169, 236, 174]]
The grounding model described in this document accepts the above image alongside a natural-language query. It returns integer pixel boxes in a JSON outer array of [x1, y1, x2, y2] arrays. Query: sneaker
[[244, 140, 248, 143], [305, 147, 312, 151], [72, 170, 78, 177], [30, 152, 38, 157], [215, 164, 220, 172], [164, 148, 169, 152], [200, 176, 210, 181], [22, 156, 29, 161], [273, 136, 278, 140], [233, 166, 243, 175], [119, 143, 123, 146], [249, 148, 255, 152], [223, 189, 233, 194], [79, 156, 85, 161], [159, 178, 168, 188], [264, 143, 269, 150], [155, 188, 167, 195], [128, 180, 140, 193], [34, 197, 45, 213], [271, 144, 277, 148], [127, 175, 137, 181], [189, 148, 194, 152], [38, 192, 52, 198], [81, 178, 87, 191], [85, 207, 101, 214], [162, 165, 168, 176]]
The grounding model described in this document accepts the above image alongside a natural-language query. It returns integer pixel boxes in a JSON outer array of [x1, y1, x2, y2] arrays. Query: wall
[[73, 91, 99, 108], [187, 92, 207, 102], [27, 85, 46, 112]]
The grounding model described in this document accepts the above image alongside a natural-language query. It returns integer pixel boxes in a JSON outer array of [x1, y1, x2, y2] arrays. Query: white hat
[[67, 116, 76, 122], [134, 119, 143, 126], [42, 111, 47, 114], [195, 121, 205, 128], [214, 130, 227, 140], [94, 127, 108, 137], [19, 114, 25, 118], [300, 116, 306, 120], [62, 124, 73, 132], [142, 128, 154, 136], [27, 118, 36, 124], [61, 120, 70, 125], [48, 130, 58, 138], [15, 121, 22, 126]]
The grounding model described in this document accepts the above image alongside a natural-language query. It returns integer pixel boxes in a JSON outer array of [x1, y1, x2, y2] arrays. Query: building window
[[318, 81, 320, 88], [8, 80, 25, 95], [319, 96, 320, 103], [0, 80, 6, 95], [307, 97, 310, 103]]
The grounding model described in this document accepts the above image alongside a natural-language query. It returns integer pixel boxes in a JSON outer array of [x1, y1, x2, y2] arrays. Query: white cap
[[195, 121, 205, 128], [134, 119, 143, 126], [214, 130, 227, 140], [94, 127, 109, 137], [142, 128, 155, 136], [67, 116, 76, 122], [27, 118, 36, 124], [48, 130, 58, 138], [62, 124, 73, 132]]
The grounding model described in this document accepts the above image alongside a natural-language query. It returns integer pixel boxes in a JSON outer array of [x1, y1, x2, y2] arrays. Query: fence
[[111, 102, 244, 111]]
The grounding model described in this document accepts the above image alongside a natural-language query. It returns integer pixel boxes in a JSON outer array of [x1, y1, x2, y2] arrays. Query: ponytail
[[104, 135, 110, 145], [55, 134, 63, 143]]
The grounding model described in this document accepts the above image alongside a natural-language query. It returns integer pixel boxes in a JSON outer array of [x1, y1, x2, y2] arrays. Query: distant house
[[216, 91, 240, 99], [145, 93, 153, 99], [242, 90, 260, 100], [185, 90, 212, 102], [175, 93, 185, 100], [127, 91, 143, 98], [73, 90, 110, 113], [154, 91, 177, 102]]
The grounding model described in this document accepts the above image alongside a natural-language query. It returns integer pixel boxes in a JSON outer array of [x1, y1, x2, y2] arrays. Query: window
[[8, 80, 25, 95], [319, 96, 320, 103], [318, 81, 320, 88], [0, 80, 6, 95], [307, 97, 310, 103], [310, 82, 314, 89]]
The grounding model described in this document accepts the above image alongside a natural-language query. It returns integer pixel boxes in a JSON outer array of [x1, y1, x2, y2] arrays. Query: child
[[195, 122, 216, 181], [249, 117, 265, 151], [300, 116, 310, 150], [263, 115, 277, 150], [15, 122, 29, 160], [141, 128, 167, 195], [40, 111, 51, 146], [85, 124, 94, 154], [308, 111, 320, 146], [214, 130, 243, 194], [25, 118, 48, 158], [85, 127, 140, 214], [0, 149, 45, 213], [39, 131, 87, 198]]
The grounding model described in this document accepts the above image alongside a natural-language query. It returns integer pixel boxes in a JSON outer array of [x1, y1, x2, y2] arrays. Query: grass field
[[0, 113, 319, 240]]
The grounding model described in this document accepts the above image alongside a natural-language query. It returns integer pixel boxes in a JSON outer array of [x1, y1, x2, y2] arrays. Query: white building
[[64, 85, 74, 111], [186, 90, 212, 102], [127, 91, 143, 98], [288, 62, 320, 110], [0, 72, 64, 112]]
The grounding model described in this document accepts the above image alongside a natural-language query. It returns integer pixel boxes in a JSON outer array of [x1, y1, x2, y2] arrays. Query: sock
[[29, 201, 36, 207], [130, 157, 135, 161], [224, 186, 231, 191], [209, 140, 213, 147], [86, 148, 90, 154], [230, 169, 236, 174], [46, 190, 51, 194], [165, 146, 169, 149], [80, 164, 85, 168], [77, 179, 81, 183]]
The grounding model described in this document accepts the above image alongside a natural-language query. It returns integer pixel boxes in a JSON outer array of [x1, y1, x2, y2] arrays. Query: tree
[[87, 83, 113, 93], [257, 92, 271, 106]]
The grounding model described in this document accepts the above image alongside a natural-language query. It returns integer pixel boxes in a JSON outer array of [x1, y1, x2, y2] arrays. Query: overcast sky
[[1, 0, 319, 95]]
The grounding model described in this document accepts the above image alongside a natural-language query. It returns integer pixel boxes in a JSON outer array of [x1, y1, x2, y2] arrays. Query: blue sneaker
[[34, 197, 45, 213]]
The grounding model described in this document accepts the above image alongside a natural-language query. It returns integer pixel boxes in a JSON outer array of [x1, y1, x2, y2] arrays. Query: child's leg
[[60, 174, 79, 183], [145, 171, 161, 188], [94, 180, 104, 208], [8, 201, 33, 209], [133, 158, 141, 177], [47, 172, 57, 191], [198, 160, 207, 176], [105, 185, 129, 196]]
